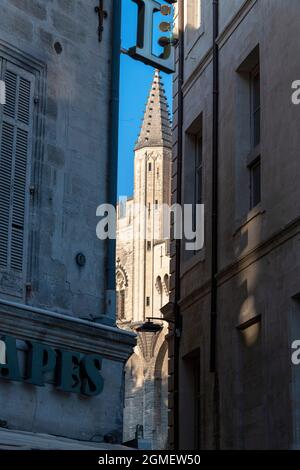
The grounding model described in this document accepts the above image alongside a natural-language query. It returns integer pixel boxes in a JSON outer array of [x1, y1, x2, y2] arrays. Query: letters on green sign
[[0, 336, 21, 382], [0, 335, 104, 397], [56, 350, 82, 394], [81, 354, 104, 397], [26, 341, 57, 386]]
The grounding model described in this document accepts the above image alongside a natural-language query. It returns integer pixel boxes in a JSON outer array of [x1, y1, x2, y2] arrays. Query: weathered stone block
[[8, 0, 47, 21], [47, 144, 65, 168], [51, 10, 86, 43]]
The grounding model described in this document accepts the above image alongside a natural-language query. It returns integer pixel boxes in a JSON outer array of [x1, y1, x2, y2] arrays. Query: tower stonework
[[116, 71, 171, 449]]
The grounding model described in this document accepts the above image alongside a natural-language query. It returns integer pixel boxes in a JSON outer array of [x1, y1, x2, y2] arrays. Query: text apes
[[0, 336, 104, 397]]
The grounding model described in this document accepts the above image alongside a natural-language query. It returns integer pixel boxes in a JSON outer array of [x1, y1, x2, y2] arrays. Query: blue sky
[[118, 0, 172, 197]]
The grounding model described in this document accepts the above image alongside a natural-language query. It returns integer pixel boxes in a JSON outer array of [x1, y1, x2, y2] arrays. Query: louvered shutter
[[0, 62, 34, 275]]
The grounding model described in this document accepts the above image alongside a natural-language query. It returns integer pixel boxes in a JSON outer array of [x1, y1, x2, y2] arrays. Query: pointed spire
[[135, 70, 172, 151]]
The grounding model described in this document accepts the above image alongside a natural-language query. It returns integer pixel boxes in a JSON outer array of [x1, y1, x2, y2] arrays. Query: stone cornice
[[178, 216, 300, 310], [182, 48, 213, 98], [0, 300, 136, 362], [217, 216, 300, 287], [181, 0, 258, 98], [216, 0, 258, 50]]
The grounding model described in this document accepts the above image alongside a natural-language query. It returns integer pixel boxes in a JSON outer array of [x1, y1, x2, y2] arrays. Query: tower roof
[[135, 70, 172, 151]]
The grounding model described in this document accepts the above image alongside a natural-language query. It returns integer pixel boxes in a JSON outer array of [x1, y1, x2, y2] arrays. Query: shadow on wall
[[123, 328, 168, 450]]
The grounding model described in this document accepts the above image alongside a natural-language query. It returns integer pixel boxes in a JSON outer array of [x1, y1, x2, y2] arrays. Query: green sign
[[0, 335, 104, 397], [129, 0, 176, 74]]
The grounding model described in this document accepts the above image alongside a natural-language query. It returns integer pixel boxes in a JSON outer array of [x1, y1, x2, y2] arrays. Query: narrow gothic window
[[164, 274, 169, 292], [117, 289, 125, 320], [156, 276, 163, 307], [116, 268, 127, 320], [119, 197, 127, 218]]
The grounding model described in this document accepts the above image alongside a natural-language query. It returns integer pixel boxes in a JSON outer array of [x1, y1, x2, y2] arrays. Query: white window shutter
[[0, 62, 35, 274]]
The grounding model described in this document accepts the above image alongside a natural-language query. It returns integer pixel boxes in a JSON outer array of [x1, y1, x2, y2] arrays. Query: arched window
[[156, 276, 163, 308], [163, 274, 169, 293], [117, 289, 125, 320], [116, 267, 127, 320]]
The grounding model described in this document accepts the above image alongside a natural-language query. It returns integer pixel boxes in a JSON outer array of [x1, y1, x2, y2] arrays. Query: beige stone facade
[[116, 71, 172, 449]]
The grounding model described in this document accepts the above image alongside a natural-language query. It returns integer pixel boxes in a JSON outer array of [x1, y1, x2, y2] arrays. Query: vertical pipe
[[210, 0, 220, 449], [174, 0, 184, 451], [105, 0, 121, 324]]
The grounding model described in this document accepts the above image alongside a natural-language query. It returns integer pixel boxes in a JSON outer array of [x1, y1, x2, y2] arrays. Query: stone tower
[[116, 70, 172, 449], [132, 69, 172, 323]]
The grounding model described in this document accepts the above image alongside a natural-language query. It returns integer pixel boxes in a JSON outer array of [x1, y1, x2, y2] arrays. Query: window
[[183, 350, 201, 450], [193, 132, 203, 230], [146, 296, 150, 307], [187, 0, 202, 43], [155, 199, 158, 209], [248, 61, 261, 209], [148, 162, 152, 171], [250, 65, 260, 148], [193, 356, 201, 450], [117, 289, 125, 320], [119, 197, 127, 218], [0, 59, 35, 285], [163, 274, 169, 292], [156, 276, 163, 308], [236, 46, 262, 217], [195, 134, 203, 203], [147, 241, 151, 251], [249, 158, 261, 209], [116, 268, 127, 320], [184, 116, 203, 259]]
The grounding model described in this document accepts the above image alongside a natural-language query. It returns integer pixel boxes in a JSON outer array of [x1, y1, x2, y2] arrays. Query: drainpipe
[[104, 0, 121, 325], [174, 0, 184, 451], [210, 0, 220, 449]]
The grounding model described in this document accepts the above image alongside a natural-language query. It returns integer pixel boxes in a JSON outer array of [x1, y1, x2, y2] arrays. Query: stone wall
[[0, 0, 112, 319], [170, 0, 300, 450]]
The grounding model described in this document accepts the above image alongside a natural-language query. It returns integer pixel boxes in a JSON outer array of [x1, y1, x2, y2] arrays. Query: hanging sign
[[128, 0, 177, 74]]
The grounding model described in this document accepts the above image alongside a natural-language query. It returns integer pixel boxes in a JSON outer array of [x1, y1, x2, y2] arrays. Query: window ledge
[[233, 204, 265, 237], [184, 1, 206, 58], [180, 247, 206, 277], [236, 314, 261, 331], [246, 144, 261, 167], [185, 26, 205, 59]]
